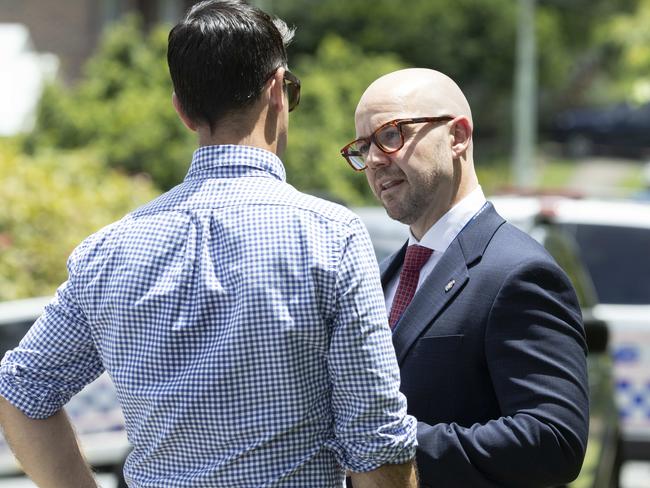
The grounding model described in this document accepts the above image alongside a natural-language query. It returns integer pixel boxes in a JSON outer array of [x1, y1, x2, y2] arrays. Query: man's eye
[[378, 127, 401, 147], [357, 141, 370, 154]]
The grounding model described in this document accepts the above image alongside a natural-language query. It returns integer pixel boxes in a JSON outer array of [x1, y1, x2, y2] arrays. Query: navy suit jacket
[[381, 203, 589, 488]]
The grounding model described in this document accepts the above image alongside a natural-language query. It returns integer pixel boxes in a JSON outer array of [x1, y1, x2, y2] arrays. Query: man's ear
[[172, 92, 198, 131], [450, 116, 472, 157], [268, 67, 286, 113]]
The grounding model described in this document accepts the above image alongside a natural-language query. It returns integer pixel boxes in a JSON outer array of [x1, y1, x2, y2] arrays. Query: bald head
[[353, 68, 479, 237], [356, 68, 473, 128]]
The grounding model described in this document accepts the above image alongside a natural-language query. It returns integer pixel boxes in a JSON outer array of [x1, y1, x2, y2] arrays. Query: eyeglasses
[[340, 116, 454, 171], [258, 67, 301, 112], [283, 70, 301, 112]]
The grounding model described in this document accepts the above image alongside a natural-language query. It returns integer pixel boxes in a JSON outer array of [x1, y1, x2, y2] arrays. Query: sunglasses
[[283, 70, 301, 112], [340, 116, 454, 171]]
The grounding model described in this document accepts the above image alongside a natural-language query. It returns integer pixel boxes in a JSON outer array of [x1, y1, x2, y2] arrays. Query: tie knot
[[403, 245, 433, 271]]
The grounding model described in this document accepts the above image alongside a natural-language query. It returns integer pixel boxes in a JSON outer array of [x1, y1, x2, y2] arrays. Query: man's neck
[[197, 132, 277, 154], [196, 111, 280, 156]]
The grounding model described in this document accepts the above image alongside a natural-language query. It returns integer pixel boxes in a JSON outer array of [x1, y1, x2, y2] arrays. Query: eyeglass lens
[[349, 124, 403, 160], [341, 116, 454, 171], [287, 84, 299, 112], [284, 72, 300, 112]]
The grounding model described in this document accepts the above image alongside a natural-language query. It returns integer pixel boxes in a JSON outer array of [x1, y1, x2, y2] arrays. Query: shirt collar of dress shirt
[[408, 185, 487, 252], [184, 144, 287, 183]]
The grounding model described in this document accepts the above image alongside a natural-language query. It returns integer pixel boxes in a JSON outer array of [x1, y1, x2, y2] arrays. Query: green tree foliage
[[25, 16, 195, 190], [537, 0, 639, 110], [273, 0, 638, 137], [26, 14, 404, 205], [0, 142, 160, 300], [284, 36, 406, 205], [274, 0, 516, 139], [598, 0, 650, 103]]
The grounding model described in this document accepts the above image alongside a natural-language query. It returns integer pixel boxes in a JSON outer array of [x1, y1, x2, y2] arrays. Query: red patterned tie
[[389, 245, 433, 329]]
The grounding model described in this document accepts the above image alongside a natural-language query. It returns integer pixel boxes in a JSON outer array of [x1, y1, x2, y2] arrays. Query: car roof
[[547, 198, 650, 227], [0, 296, 51, 325], [490, 195, 650, 228]]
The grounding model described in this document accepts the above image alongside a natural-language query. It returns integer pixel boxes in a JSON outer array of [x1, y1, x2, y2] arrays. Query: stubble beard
[[380, 171, 437, 227]]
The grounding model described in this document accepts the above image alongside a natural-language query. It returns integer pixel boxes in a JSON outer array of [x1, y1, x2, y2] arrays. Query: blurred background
[[2, 0, 650, 299], [1, 0, 650, 487]]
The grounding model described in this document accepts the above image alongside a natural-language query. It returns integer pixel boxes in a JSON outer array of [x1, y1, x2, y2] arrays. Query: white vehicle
[[0, 297, 129, 481], [490, 195, 650, 461]]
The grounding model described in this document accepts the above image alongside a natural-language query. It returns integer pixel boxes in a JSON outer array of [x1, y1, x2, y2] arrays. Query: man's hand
[[350, 460, 418, 487], [0, 396, 97, 488]]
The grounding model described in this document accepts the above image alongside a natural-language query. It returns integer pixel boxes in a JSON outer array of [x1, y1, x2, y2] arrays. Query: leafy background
[[2, 0, 650, 300]]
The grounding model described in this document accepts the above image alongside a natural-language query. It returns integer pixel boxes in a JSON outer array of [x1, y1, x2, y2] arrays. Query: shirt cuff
[[328, 413, 418, 472], [0, 363, 67, 419]]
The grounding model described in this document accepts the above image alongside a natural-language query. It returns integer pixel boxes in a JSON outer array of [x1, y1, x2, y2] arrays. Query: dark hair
[[168, 0, 294, 130]]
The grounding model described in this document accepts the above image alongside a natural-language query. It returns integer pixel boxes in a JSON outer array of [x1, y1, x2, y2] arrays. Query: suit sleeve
[[415, 258, 589, 488]]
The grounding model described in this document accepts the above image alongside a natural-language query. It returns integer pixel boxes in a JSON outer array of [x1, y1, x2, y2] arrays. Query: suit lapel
[[391, 241, 469, 363], [382, 203, 506, 364]]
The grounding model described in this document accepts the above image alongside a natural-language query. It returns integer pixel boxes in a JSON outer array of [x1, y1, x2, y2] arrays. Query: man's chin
[[383, 203, 413, 226]]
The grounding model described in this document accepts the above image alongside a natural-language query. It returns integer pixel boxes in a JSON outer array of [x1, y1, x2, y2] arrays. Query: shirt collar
[[409, 186, 487, 252], [184, 145, 287, 182]]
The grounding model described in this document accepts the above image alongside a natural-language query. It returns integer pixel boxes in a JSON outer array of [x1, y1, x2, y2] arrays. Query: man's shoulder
[[68, 190, 172, 269], [283, 189, 361, 227], [454, 203, 544, 266], [484, 219, 556, 267], [67, 217, 129, 270], [479, 223, 577, 302]]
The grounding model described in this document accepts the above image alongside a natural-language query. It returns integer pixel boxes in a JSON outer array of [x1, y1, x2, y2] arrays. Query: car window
[[559, 223, 650, 305], [531, 226, 599, 309], [0, 320, 31, 355]]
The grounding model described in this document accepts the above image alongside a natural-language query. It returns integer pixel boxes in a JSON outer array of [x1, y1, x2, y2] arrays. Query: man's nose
[[365, 143, 391, 170]]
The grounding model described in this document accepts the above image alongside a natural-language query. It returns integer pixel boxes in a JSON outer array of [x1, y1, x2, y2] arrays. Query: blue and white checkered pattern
[[0, 145, 417, 487]]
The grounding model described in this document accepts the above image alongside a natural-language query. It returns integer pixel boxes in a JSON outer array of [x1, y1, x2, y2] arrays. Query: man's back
[[2, 146, 415, 487], [92, 146, 365, 484], [0, 3, 417, 486]]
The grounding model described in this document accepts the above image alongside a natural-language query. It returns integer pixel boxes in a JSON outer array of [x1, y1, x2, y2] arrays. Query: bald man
[[340, 69, 589, 487]]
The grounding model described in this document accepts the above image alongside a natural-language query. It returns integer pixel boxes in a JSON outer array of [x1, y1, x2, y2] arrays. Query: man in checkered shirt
[[0, 1, 417, 486]]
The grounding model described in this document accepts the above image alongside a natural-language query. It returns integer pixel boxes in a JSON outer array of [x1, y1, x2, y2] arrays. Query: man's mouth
[[379, 179, 404, 195]]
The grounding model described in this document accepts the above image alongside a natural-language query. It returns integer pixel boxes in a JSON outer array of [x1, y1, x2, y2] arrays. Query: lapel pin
[[444, 279, 455, 293]]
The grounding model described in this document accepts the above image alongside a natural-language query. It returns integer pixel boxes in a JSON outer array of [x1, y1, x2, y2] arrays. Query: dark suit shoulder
[[484, 220, 560, 269]]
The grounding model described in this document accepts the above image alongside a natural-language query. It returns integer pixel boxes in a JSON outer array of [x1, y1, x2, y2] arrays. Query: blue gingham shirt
[[0, 145, 417, 487]]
